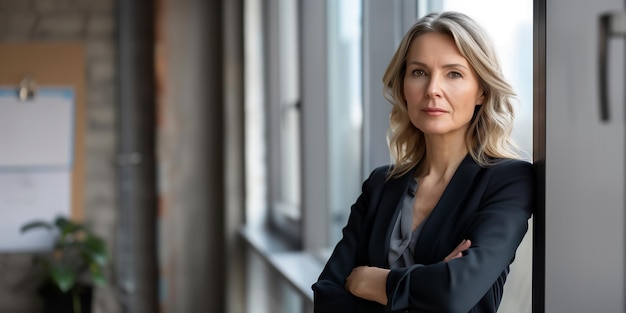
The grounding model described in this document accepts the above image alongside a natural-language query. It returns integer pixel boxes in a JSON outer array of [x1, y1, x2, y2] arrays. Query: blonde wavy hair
[[383, 11, 521, 178]]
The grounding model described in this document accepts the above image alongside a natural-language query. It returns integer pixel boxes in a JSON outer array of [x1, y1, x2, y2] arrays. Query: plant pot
[[39, 283, 93, 313]]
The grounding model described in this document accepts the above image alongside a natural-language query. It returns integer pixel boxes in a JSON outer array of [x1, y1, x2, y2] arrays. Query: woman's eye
[[412, 69, 426, 77], [448, 71, 462, 78]]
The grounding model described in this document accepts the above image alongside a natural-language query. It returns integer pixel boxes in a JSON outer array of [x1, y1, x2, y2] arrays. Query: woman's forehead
[[406, 33, 469, 65]]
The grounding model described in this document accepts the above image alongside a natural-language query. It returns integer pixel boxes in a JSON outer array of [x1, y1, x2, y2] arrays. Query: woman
[[312, 11, 534, 313]]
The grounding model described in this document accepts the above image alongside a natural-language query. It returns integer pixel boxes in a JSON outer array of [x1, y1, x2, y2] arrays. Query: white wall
[[545, 0, 625, 311]]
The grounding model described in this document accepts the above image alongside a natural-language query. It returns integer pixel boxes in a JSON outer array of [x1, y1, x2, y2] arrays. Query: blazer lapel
[[413, 154, 483, 264], [368, 167, 417, 267]]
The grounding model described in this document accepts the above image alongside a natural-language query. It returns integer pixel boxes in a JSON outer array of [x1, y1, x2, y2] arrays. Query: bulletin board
[[0, 43, 86, 251]]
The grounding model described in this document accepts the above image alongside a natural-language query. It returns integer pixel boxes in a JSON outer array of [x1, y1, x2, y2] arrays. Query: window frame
[[263, 0, 425, 253], [264, 0, 304, 246]]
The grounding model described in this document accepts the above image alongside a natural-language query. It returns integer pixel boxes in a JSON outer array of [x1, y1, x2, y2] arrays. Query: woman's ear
[[476, 90, 485, 105]]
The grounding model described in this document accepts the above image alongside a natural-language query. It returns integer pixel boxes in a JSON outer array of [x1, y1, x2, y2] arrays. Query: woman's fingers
[[443, 239, 471, 262]]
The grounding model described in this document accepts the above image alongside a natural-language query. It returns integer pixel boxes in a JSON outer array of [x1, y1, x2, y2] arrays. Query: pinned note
[[0, 87, 74, 251]]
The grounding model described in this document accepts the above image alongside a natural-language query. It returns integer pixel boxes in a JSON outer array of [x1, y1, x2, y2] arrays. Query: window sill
[[240, 225, 325, 303]]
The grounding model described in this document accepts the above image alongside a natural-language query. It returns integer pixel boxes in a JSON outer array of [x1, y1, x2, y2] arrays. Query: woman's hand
[[443, 239, 471, 262], [345, 266, 390, 305], [344, 240, 470, 305]]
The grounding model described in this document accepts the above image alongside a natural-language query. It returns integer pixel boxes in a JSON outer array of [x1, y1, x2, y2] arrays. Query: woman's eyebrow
[[406, 60, 469, 70], [406, 60, 427, 67], [442, 63, 470, 70]]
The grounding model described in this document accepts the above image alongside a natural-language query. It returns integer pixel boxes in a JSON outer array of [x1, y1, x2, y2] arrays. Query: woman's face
[[403, 32, 484, 139]]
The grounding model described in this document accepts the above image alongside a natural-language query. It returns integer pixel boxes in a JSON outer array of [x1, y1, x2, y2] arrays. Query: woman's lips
[[422, 108, 448, 116]]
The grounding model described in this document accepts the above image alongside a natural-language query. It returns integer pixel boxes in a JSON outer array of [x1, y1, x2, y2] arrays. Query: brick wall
[[0, 0, 119, 312]]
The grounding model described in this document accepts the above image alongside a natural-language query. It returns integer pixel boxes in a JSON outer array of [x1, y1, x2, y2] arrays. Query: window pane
[[437, 0, 534, 158], [277, 0, 301, 220], [244, 0, 267, 228], [327, 0, 363, 245]]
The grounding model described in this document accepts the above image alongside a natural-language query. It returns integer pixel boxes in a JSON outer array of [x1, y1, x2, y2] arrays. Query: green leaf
[[84, 234, 106, 253], [89, 264, 106, 286], [55, 216, 84, 237], [25, 216, 110, 292], [50, 264, 75, 293], [20, 221, 53, 233], [80, 235, 107, 266]]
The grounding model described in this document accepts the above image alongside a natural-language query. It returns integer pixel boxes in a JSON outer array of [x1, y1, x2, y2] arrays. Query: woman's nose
[[426, 76, 442, 98]]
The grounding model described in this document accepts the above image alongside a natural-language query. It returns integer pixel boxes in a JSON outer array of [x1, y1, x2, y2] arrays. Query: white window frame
[[265, 0, 304, 245]]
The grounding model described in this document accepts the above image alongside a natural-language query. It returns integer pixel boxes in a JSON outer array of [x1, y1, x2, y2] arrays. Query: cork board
[[0, 43, 86, 223]]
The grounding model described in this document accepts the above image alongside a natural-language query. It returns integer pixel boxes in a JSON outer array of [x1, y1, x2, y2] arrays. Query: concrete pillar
[[156, 0, 226, 312], [116, 0, 159, 312]]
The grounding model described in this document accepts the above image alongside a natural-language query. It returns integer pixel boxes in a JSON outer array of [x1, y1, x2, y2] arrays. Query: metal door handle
[[599, 12, 626, 121]]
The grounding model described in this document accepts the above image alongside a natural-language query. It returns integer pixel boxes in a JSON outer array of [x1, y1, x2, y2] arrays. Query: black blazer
[[312, 155, 534, 313]]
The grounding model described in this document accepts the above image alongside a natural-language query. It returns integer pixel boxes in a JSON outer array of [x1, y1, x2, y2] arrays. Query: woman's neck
[[418, 134, 468, 181]]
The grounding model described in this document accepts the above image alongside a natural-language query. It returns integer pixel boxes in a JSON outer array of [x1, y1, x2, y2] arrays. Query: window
[[264, 0, 365, 249], [266, 0, 302, 243], [327, 0, 363, 245]]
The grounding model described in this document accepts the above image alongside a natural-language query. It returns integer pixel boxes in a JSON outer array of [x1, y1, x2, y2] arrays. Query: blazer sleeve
[[312, 167, 387, 313], [385, 160, 535, 313]]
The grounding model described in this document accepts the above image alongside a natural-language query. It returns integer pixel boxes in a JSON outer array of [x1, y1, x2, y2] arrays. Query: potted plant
[[20, 216, 108, 313]]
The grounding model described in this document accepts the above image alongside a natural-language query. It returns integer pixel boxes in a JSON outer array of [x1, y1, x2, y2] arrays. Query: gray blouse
[[388, 178, 430, 268]]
